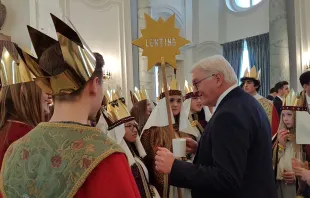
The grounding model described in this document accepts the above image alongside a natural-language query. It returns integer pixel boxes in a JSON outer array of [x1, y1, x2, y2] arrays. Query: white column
[[295, 0, 310, 90], [138, 0, 157, 101], [269, 0, 290, 86]]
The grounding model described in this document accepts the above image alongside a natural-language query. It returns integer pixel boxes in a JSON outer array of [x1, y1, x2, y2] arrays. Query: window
[[239, 40, 250, 83], [226, 0, 263, 12]]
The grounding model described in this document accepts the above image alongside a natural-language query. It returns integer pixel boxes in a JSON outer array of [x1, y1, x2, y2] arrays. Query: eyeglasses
[[125, 124, 138, 131], [193, 74, 215, 90]]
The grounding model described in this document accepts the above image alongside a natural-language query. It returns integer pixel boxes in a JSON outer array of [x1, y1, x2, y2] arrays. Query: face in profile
[[282, 85, 290, 96], [281, 110, 294, 129], [191, 96, 202, 112], [303, 83, 310, 97], [243, 80, 257, 95], [146, 100, 152, 116], [124, 120, 138, 143], [169, 95, 182, 116]]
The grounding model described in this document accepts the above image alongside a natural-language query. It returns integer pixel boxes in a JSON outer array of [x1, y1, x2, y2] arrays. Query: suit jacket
[[266, 95, 274, 101], [169, 87, 277, 198], [273, 96, 282, 117]]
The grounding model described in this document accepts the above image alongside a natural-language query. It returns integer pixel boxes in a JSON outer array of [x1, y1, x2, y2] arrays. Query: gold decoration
[[104, 100, 132, 123], [51, 14, 95, 82], [132, 14, 190, 71], [27, 14, 97, 95], [184, 80, 193, 94], [161, 77, 179, 92], [14, 44, 52, 94], [283, 89, 299, 107], [133, 87, 148, 101], [27, 25, 57, 58], [243, 66, 261, 81], [0, 47, 33, 87]]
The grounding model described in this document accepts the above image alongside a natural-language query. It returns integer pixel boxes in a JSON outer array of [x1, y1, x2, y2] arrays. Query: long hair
[[149, 114, 180, 151], [130, 99, 149, 133], [0, 82, 44, 147], [277, 110, 296, 134]]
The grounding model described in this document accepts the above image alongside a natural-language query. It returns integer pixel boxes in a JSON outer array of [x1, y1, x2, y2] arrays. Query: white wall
[[1, 0, 30, 48], [219, 0, 269, 43], [198, 0, 220, 43]]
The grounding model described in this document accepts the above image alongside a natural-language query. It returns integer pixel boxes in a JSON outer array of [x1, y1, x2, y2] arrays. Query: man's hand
[[155, 147, 175, 174], [294, 167, 310, 185], [186, 138, 198, 154]]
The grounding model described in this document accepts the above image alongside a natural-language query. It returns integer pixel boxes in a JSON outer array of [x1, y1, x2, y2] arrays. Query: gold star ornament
[[132, 14, 190, 71]]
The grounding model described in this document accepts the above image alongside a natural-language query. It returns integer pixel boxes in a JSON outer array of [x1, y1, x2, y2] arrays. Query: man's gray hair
[[192, 55, 238, 84]]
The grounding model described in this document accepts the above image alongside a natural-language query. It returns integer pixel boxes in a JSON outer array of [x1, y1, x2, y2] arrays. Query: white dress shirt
[[253, 93, 263, 100]]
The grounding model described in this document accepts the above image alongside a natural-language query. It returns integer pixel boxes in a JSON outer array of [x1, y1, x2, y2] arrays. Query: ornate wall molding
[[193, 41, 223, 62], [151, 4, 185, 36]]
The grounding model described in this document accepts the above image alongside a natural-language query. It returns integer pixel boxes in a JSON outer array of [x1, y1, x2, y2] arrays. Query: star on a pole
[[132, 14, 190, 71]]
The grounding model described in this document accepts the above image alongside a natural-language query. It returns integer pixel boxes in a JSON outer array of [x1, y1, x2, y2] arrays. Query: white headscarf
[[97, 115, 146, 166], [141, 97, 199, 138]]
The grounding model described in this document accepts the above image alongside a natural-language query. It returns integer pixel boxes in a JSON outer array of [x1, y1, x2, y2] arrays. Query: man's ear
[[303, 84, 307, 89], [216, 73, 224, 86]]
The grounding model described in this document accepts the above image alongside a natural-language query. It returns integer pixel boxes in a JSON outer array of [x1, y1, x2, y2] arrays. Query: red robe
[[75, 153, 140, 198], [0, 121, 33, 170]]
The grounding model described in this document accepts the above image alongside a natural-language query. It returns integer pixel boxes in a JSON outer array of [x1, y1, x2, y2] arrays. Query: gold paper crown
[[27, 25, 58, 59], [0, 46, 34, 87], [184, 80, 193, 94], [105, 88, 120, 103], [102, 90, 134, 130], [27, 14, 97, 95], [159, 78, 182, 99], [131, 87, 148, 105], [283, 89, 299, 108], [184, 80, 199, 99], [243, 66, 261, 81], [14, 44, 53, 94]]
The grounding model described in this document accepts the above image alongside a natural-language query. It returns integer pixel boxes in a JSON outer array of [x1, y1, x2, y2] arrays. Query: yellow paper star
[[132, 14, 190, 71]]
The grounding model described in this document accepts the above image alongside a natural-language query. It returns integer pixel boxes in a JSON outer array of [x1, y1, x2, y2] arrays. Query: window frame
[[226, 0, 264, 12]]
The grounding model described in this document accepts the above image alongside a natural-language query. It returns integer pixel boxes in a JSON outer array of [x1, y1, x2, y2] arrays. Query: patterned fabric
[[159, 90, 182, 99], [0, 122, 123, 198], [258, 98, 273, 124]]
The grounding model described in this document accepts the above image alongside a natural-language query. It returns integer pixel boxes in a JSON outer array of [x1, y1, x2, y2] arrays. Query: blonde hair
[[192, 55, 238, 84], [0, 82, 45, 147], [278, 110, 296, 134]]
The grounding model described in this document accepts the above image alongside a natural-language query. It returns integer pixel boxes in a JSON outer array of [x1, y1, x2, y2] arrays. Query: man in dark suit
[[155, 55, 277, 198], [267, 87, 277, 101], [273, 81, 289, 117]]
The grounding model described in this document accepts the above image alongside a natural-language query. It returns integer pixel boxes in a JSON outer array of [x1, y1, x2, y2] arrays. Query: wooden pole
[[161, 57, 182, 198], [161, 57, 175, 139]]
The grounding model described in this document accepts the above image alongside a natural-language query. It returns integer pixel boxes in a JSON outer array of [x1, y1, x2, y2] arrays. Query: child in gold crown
[[273, 89, 308, 198]]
